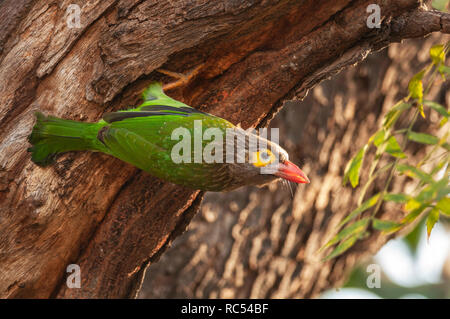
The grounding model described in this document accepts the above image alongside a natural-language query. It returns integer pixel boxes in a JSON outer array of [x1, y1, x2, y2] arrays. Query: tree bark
[[138, 33, 450, 298], [0, 0, 448, 298]]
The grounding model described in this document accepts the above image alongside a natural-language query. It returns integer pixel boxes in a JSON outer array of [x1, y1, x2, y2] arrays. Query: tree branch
[[0, 0, 448, 299]]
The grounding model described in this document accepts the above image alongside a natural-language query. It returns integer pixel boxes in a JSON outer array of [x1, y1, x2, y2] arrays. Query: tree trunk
[[138, 33, 450, 298], [0, 0, 448, 298]]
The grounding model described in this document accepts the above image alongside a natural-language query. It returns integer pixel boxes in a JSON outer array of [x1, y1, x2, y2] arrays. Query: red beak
[[274, 160, 310, 184]]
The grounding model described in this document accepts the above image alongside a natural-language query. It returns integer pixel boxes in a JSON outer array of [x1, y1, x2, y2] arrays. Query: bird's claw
[[157, 64, 204, 91]]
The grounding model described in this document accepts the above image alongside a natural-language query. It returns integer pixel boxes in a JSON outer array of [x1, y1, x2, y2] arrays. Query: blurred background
[[323, 220, 450, 298], [138, 33, 450, 299]]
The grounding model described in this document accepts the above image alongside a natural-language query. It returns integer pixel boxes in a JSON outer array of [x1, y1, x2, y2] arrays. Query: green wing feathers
[[99, 127, 168, 172], [28, 112, 105, 166]]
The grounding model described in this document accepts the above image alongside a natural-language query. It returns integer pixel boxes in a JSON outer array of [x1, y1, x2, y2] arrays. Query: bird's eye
[[251, 149, 275, 167]]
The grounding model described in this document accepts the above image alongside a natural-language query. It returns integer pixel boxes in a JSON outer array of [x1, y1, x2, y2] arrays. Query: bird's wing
[[100, 82, 234, 164], [102, 107, 207, 123], [102, 82, 209, 123], [99, 126, 167, 172]]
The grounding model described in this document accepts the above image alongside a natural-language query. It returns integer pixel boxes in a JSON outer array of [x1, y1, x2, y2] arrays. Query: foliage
[[432, 0, 450, 11], [321, 43, 450, 260], [343, 258, 450, 298]]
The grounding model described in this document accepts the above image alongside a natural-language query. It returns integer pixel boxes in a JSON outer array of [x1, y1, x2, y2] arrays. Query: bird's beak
[[274, 160, 310, 184]]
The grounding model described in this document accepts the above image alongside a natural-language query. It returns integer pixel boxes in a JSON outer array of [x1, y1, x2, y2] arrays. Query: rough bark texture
[[138, 34, 450, 298], [0, 0, 448, 298]]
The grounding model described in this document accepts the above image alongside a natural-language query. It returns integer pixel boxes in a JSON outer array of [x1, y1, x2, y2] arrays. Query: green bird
[[28, 82, 309, 191]]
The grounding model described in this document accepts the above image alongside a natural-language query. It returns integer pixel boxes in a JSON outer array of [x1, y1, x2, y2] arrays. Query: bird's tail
[[28, 112, 104, 166]]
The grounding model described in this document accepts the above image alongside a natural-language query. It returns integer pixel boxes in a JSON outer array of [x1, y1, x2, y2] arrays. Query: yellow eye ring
[[252, 149, 275, 167]]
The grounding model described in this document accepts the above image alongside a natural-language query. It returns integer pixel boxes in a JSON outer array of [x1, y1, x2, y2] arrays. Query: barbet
[[28, 82, 309, 191]]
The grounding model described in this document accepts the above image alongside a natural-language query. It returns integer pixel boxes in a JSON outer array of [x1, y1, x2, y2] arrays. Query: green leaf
[[430, 44, 446, 66], [383, 102, 412, 129], [429, 159, 448, 177], [441, 142, 450, 151], [339, 193, 381, 227], [424, 101, 449, 118], [323, 233, 365, 261], [402, 205, 427, 224], [408, 71, 425, 115], [397, 164, 434, 183], [436, 197, 450, 216], [407, 179, 449, 218], [407, 132, 439, 145], [432, 0, 449, 11], [385, 136, 407, 158], [343, 145, 368, 188], [426, 208, 440, 239], [405, 198, 423, 212], [384, 193, 410, 203], [372, 218, 403, 233], [419, 104, 425, 118], [404, 220, 425, 256], [372, 130, 406, 158], [438, 64, 450, 75], [415, 178, 449, 204], [371, 129, 386, 147], [322, 218, 370, 250]]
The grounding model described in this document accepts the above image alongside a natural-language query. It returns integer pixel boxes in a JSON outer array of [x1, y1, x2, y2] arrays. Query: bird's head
[[223, 128, 309, 190]]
